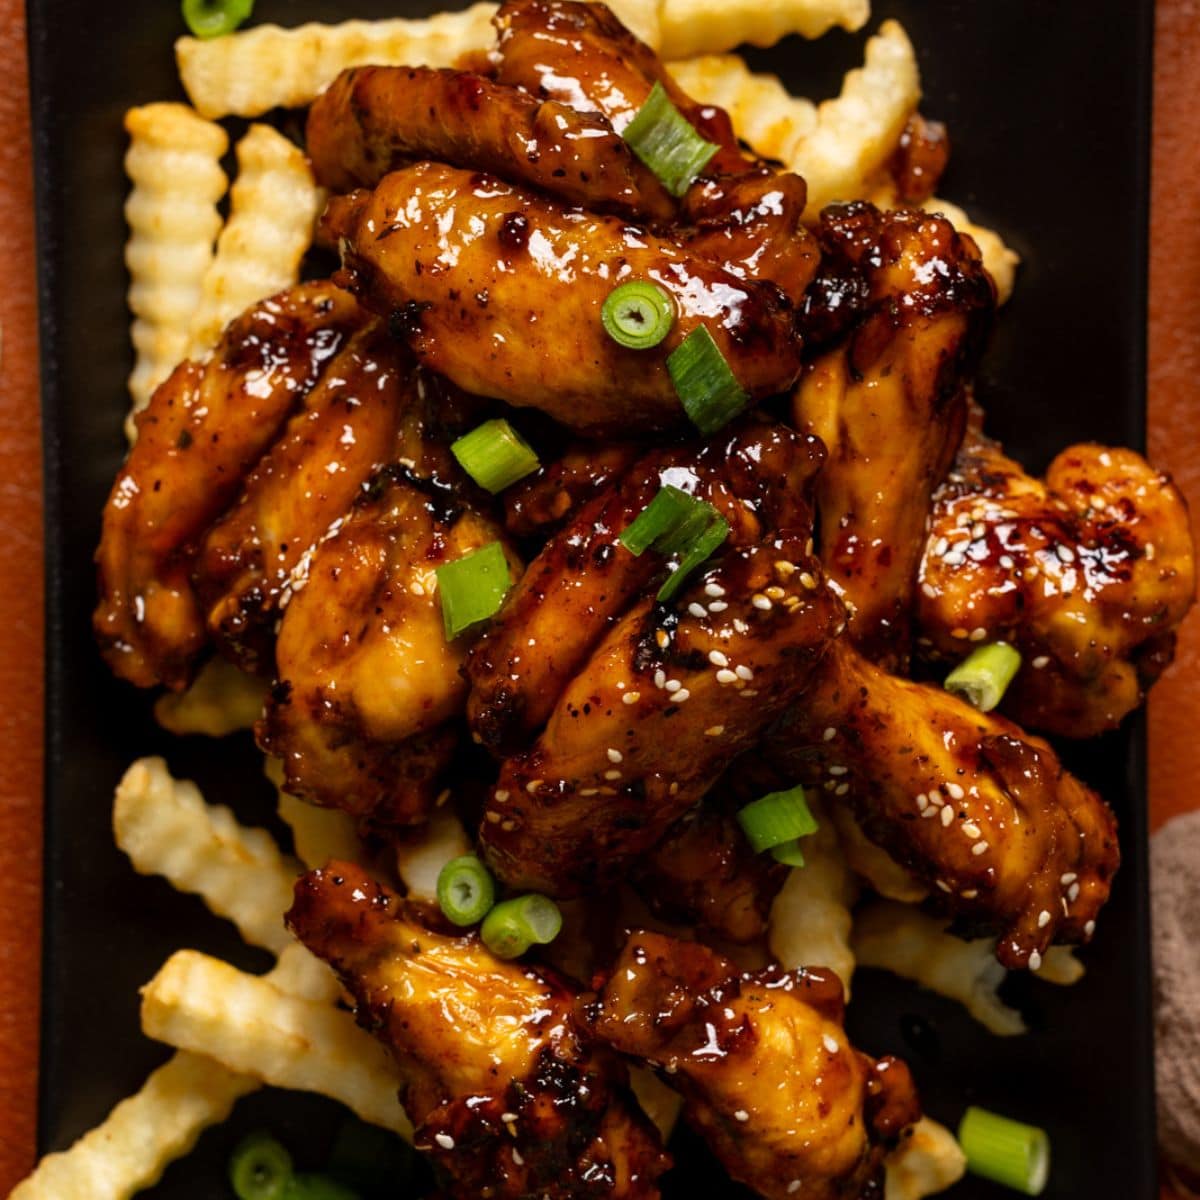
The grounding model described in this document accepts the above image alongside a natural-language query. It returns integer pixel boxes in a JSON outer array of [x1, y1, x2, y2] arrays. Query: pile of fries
[[17, 1, 1037, 1196]]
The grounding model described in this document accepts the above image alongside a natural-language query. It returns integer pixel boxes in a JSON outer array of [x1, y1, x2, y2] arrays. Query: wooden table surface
[[0, 0, 1196, 1194]]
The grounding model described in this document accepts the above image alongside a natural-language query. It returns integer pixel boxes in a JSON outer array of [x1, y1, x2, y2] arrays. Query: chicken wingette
[[916, 418, 1195, 737], [587, 930, 920, 1200], [94, 283, 363, 689], [794, 202, 995, 668], [288, 863, 671, 1198], [767, 636, 1119, 969], [325, 164, 803, 435]]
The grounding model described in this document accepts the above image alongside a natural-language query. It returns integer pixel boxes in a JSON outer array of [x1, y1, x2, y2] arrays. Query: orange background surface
[[0, 0, 1195, 1194]]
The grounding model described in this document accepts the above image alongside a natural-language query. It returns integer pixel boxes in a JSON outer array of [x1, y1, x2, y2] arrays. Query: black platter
[[27, 1, 1156, 1196]]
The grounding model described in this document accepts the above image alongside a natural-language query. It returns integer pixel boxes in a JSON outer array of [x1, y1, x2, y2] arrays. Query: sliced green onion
[[437, 542, 512, 640], [957, 1106, 1050, 1196], [451, 419, 539, 493], [181, 0, 254, 38], [602, 281, 676, 350], [229, 1134, 293, 1200], [480, 893, 563, 960], [667, 326, 749, 434], [622, 81, 720, 196], [944, 641, 1022, 712], [620, 485, 696, 556], [437, 855, 496, 926], [282, 1175, 361, 1200], [737, 785, 819, 856], [657, 513, 729, 602], [770, 839, 808, 867]]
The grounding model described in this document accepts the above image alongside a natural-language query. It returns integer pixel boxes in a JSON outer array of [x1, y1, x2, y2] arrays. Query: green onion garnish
[[436, 855, 496, 926], [944, 641, 1022, 712], [957, 1107, 1050, 1196], [737, 785, 819, 858], [480, 893, 563, 960], [451, 419, 540, 493], [436, 542, 512, 640], [667, 326, 749, 434], [229, 1133, 293, 1200], [619, 485, 729, 601], [181, 0, 254, 39], [283, 1175, 361, 1200], [601, 281, 676, 350], [622, 81, 720, 197]]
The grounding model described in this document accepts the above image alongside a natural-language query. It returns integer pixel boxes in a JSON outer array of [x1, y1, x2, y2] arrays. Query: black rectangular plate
[[28, 1, 1156, 1196]]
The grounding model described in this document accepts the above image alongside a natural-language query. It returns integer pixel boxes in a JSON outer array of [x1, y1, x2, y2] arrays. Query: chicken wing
[[308, 66, 674, 220], [586, 930, 920, 1200], [288, 863, 671, 1198], [326, 164, 802, 435], [916, 420, 1195, 737], [467, 424, 791, 754], [478, 435, 843, 895], [193, 323, 413, 674], [794, 203, 995, 668], [767, 637, 1119, 969], [94, 283, 363, 689], [258, 468, 516, 826]]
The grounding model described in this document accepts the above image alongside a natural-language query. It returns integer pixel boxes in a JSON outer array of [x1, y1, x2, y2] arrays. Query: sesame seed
[[775, 561, 796, 579], [1057, 544, 1075, 563], [734, 1110, 750, 1123], [1085, 920, 1096, 936], [929, 794, 944, 806], [828, 765, 847, 776], [916, 793, 929, 810], [512, 1148, 524, 1165], [962, 822, 981, 838], [940, 805, 954, 827], [411, 581, 426, 597], [1099, 451, 1113, 467], [835, 783, 849, 796], [654, 669, 666, 689], [656, 630, 670, 649], [969, 627, 987, 642], [709, 650, 729, 667], [972, 522, 986, 540], [936, 880, 952, 893], [1037, 910, 1051, 928], [921, 807, 938, 819], [705, 725, 725, 737], [733, 619, 749, 633], [805, 538, 814, 555], [1068, 882, 1080, 902], [962, 889, 979, 899], [1032, 655, 1050, 669], [1145, 542, 1156, 561], [623, 691, 641, 705], [1060, 872, 1077, 885], [921, 582, 937, 598], [435, 1134, 455, 1150], [526, 780, 542, 794], [716, 668, 737, 685], [709, 600, 728, 612], [951, 627, 969, 639], [501, 819, 517, 832], [823, 727, 837, 742], [788, 1183, 801, 1196], [765, 586, 786, 600], [688, 602, 707, 619], [705, 582, 726, 597], [800, 572, 818, 590], [934, 537, 949, 557], [751, 594, 772, 611], [580, 788, 598, 796], [946, 782, 965, 800], [736, 664, 754, 681], [501, 1112, 517, 1123], [436, 788, 452, 807], [971, 841, 989, 856], [669, 782, 679, 795], [665, 679, 681, 692], [494, 790, 510, 803], [607, 748, 623, 763], [1000, 554, 1014, 569], [486, 811, 501, 824], [673, 689, 691, 702], [1028, 950, 1042, 971], [604, 769, 622, 781], [739, 688, 759, 698], [822, 1034, 839, 1053]]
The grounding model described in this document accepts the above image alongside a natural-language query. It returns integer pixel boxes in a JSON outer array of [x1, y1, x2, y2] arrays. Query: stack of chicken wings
[[93, 2, 1195, 1196]]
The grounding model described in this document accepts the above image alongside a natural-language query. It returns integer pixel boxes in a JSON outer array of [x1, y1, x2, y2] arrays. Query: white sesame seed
[[934, 537, 950, 557], [946, 782, 965, 801], [486, 811, 502, 824], [1037, 910, 1051, 928], [936, 880, 952, 893], [716, 668, 737, 685], [580, 788, 598, 797], [1145, 542, 1156, 561], [673, 689, 691, 702], [921, 807, 938, 819], [709, 650, 729, 667], [494, 790, 510, 803], [752, 594, 773, 611], [1032, 655, 1050, 669], [705, 582, 726, 597], [736, 664, 754, 681], [1068, 882, 1080, 903], [929, 794, 944, 806], [972, 841, 989, 856], [921, 582, 938, 599], [435, 1134, 455, 1150], [665, 678, 681, 692], [739, 689, 759, 698], [501, 1112, 518, 1123], [765, 586, 786, 601], [709, 600, 729, 612], [800, 572, 818, 590], [972, 522, 986, 540], [1028, 950, 1042, 971], [775, 561, 797, 579], [604, 769, 622, 781], [951, 627, 969, 639], [411, 581, 426, 597], [607, 748, 623, 763], [1057, 544, 1075, 563], [733, 619, 749, 633], [623, 691, 641, 705], [512, 1148, 524, 1165], [654, 669, 666, 689], [823, 727, 837, 742], [969, 626, 988, 642], [962, 822, 981, 838], [822, 1034, 839, 1054], [1000, 554, 1015, 569], [526, 780, 542, 795], [916, 793, 929, 810], [688, 602, 707, 619], [1060, 872, 1077, 885], [835, 783, 849, 796], [501, 819, 517, 832], [962, 889, 979, 899], [788, 1183, 801, 1196], [734, 1110, 749, 1123], [705, 725, 725, 737], [1085, 920, 1096, 937], [828, 765, 847, 776], [940, 805, 954, 827]]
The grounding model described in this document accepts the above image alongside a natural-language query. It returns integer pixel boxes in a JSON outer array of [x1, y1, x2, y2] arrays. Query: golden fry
[[393, 805, 471, 903], [885, 1117, 968, 1200], [153, 657, 268, 737], [265, 755, 366, 871], [659, 0, 866, 60]]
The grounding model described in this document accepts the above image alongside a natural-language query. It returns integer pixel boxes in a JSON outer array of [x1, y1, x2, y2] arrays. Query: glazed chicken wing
[[916, 420, 1195, 737], [587, 930, 920, 1200], [288, 863, 670, 1198], [767, 637, 1119, 968], [794, 203, 995, 668], [326, 164, 802, 435], [94, 283, 363, 689], [259, 468, 515, 826], [308, 66, 674, 220]]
